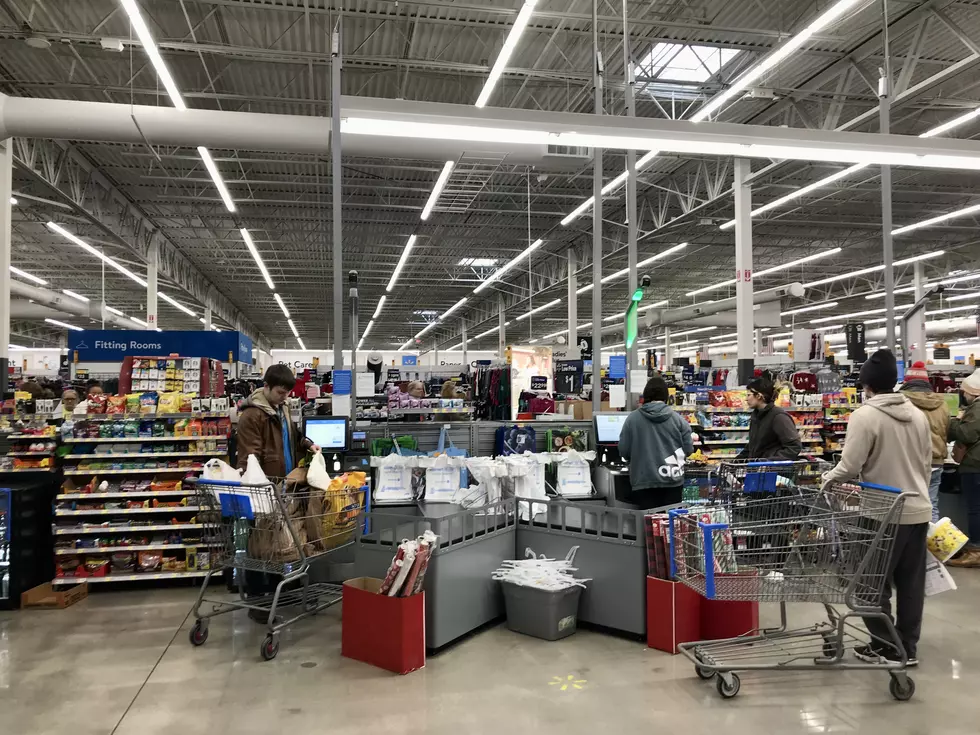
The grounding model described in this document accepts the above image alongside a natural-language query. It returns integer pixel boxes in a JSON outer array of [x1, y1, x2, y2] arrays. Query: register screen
[[305, 418, 348, 451], [595, 413, 628, 445]]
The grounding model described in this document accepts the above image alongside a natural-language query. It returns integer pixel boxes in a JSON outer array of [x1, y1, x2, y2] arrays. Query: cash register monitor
[[594, 412, 629, 446], [304, 417, 350, 452]]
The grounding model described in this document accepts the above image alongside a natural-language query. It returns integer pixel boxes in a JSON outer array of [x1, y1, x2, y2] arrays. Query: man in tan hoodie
[[823, 349, 931, 666], [901, 360, 950, 522]]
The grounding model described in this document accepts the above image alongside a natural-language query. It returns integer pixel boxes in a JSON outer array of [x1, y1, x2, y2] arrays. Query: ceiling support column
[[623, 0, 638, 410], [734, 158, 754, 385], [591, 0, 603, 414], [147, 240, 158, 330], [0, 139, 12, 396], [204, 306, 212, 331], [567, 248, 577, 353], [331, 17, 344, 369], [909, 261, 927, 363], [664, 327, 672, 369], [881, 0, 896, 352], [461, 319, 468, 369], [498, 294, 506, 358]]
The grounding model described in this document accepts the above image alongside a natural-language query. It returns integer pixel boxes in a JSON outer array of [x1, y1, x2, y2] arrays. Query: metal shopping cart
[[713, 458, 831, 499], [669, 478, 915, 701], [185, 477, 366, 661]]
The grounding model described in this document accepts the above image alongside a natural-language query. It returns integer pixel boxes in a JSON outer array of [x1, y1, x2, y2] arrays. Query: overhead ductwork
[[10, 280, 151, 331], [644, 284, 804, 328]]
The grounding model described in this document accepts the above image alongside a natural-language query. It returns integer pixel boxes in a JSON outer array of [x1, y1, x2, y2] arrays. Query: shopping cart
[[669, 479, 916, 701], [185, 477, 366, 661], [713, 458, 831, 499]]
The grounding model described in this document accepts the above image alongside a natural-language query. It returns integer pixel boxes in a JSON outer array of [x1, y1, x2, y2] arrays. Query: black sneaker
[[853, 644, 918, 667]]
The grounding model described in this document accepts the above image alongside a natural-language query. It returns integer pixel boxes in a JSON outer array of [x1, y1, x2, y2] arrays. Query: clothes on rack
[[474, 365, 510, 421]]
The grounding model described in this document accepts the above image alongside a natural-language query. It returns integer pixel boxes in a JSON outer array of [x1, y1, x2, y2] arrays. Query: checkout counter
[[591, 412, 637, 509]]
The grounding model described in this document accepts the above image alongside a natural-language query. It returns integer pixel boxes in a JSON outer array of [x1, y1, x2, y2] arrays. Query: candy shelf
[[63, 436, 229, 444], [53, 523, 203, 535], [63, 467, 204, 476], [52, 570, 211, 585]]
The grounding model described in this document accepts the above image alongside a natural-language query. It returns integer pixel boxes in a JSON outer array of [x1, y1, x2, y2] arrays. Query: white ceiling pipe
[[9, 280, 146, 330], [646, 283, 804, 326]]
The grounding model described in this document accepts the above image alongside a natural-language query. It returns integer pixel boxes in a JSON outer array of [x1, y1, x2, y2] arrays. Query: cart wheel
[[889, 675, 915, 701], [822, 638, 841, 659], [260, 635, 280, 661], [189, 621, 208, 647], [695, 665, 715, 680], [716, 673, 740, 699]]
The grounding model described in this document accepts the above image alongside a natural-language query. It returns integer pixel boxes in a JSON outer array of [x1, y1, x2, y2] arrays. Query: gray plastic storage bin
[[502, 582, 582, 641]]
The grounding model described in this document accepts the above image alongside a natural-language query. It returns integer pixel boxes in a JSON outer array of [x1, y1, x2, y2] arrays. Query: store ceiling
[[3, 0, 980, 353]]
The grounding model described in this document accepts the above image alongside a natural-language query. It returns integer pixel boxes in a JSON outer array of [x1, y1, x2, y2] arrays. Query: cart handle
[[699, 521, 729, 600], [667, 508, 688, 579], [740, 460, 796, 467], [853, 480, 901, 494]]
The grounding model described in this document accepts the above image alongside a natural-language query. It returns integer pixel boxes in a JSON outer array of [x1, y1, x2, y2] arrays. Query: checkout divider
[[339, 419, 650, 650]]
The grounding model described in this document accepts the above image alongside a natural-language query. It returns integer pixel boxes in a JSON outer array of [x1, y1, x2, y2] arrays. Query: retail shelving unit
[[52, 411, 230, 586], [823, 404, 857, 455], [678, 405, 824, 459]]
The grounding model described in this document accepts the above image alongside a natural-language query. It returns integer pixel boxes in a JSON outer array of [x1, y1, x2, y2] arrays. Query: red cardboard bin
[[700, 597, 759, 641], [341, 577, 425, 675], [646, 576, 701, 654]]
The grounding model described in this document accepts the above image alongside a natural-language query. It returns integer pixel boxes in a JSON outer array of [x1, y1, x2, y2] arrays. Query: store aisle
[[2, 576, 980, 735]]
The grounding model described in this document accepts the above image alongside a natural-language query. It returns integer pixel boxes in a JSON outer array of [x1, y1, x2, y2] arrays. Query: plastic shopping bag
[[202, 458, 241, 482], [307, 449, 331, 490], [927, 517, 968, 562], [465, 456, 506, 505], [551, 450, 596, 498], [430, 425, 469, 487], [241, 454, 271, 486], [370, 453, 418, 504], [925, 550, 958, 596], [420, 453, 466, 503]]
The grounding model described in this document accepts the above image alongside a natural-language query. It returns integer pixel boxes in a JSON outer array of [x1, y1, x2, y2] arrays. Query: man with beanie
[[618, 376, 695, 508], [947, 369, 980, 567], [736, 377, 801, 460], [823, 349, 932, 666], [901, 360, 950, 522]]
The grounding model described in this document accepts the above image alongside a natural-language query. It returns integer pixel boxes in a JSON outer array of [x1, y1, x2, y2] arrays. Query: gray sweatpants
[[863, 522, 928, 659]]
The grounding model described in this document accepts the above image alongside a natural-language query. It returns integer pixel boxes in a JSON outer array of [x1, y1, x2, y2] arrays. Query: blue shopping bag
[[430, 425, 468, 487]]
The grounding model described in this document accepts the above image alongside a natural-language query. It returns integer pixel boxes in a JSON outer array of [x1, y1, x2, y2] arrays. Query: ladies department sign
[[68, 330, 253, 363]]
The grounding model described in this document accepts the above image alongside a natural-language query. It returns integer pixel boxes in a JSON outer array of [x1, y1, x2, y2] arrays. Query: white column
[[734, 158, 754, 384], [0, 140, 11, 395], [331, 19, 344, 369], [880, 70, 896, 350], [567, 248, 578, 351], [664, 327, 672, 368], [910, 261, 927, 362], [498, 293, 506, 358], [623, 0, 638, 410], [590, 0, 603, 413], [461, 319, 468, 367], [204, 306, 212, 330], [147, 240, 158, 330]]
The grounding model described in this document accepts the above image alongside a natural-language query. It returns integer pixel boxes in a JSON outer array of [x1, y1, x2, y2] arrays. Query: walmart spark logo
[[549, 675, 587, 691]]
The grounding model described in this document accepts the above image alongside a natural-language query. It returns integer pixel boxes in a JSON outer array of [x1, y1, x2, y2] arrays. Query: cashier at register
[[736, 377, 801, 460], [618, 376, 695, 508]]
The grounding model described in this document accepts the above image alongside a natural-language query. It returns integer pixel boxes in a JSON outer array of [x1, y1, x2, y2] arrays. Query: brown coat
[[236, 389, 311, 478], [902, 385, 951, 465]]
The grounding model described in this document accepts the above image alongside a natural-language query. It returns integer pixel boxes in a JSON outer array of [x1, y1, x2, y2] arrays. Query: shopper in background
[[407, 380, 426, 398], [440, 380, 457, 399], [822, 349, 931, 666], [946, 370, 980, 568], [85, 379, 103, 397], [737, 377, 801, 460], [60, 389, 79, 417], [618, 376, 694, 508], [901, 360, 949, 523]]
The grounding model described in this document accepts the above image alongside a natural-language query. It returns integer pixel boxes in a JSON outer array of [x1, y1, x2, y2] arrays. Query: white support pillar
[[880, 21, 896, 351], [0, 140, 11, 395], [664, 327, 672, 368], [623, 0, 638, 410], [567, 248, 578, 352], [734, 158, 754, 384], [461, 320, 468, 368], [204, 306, 212, 331], [331, 19, 344, 369], [910, 261, 927, 362], [147, 240, 158, 330], [498, 294, 506, 358], [590, 0, 603, 413]]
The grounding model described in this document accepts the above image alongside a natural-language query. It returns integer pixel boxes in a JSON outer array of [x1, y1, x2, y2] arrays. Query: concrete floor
[[1, 572, 978, 735]]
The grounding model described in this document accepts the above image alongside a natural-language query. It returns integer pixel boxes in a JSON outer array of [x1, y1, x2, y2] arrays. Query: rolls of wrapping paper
[[379, 531, 438, 597]]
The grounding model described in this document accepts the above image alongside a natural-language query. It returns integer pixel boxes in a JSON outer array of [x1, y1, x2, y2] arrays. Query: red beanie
[[905, 361, 929, 382]]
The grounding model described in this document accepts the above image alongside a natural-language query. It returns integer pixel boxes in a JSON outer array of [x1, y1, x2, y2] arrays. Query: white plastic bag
[[241, 454, 271, 486], [420, 454, 466, 503], [307, 449, 331, 490], [371, 453, 419, 504], [203, 458, 242, 482], [925, 550, 958, 597], [551, 450, 595, 498]]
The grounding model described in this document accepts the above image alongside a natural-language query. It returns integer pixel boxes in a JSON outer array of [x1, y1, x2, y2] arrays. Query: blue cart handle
[[189, 478, 244, 487], [742, 460, 796, 467], [853, 480, 901, 494]]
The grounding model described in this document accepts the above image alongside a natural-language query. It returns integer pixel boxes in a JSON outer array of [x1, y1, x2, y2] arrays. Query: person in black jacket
[[736, 377, 802, 460]]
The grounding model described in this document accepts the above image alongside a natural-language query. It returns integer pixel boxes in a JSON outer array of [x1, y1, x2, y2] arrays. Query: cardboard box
[[342, 577, 425, 675], [646, 576, 701, 654], [700, 598, 759, 641], [21, 582, 88, 609]]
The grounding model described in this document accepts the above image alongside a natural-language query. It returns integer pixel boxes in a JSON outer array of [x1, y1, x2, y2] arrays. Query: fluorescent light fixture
[[106, 306, 125, 316], [298, 338, 306, 350], [8, 344, 26, 350], [865, 285, 918, 300], [926, 305, 978, 316], [893, 202, 980, 236], [387, 234, 417, 292], [670, 326, 717, 338], [598, 243, 690, 286], [131, 317, 148, 327], [440, 297, 468, 320], [805, 251, 944, 288], [695, 0, 867, 121], [159, 292, 195, 317], [287, 319, 300, 338], [516, 298, 562, 321], [459, 258, 499, 267], [399, 338, 414, 351], [61, 289, 89, 302], [9, 197, 17, 205], [474, 0, 539, 108], [240, 229, 275, 290], [946, 292, 980, 302], [44, 317, 83, 331], [421, 161, 455, 220], [10, 266, 47, 285], [415, 321, 438, 339], [561, 171, 632, 226], [686, 248, 841, 297], [781, 301, 839, 316], [342, 118, 551, 147], [274, 292, 291, 319], [811, 305, 914, 324], [638, 300, 669, 313], [475, 325, 502, 339], [373, 295, 387, 319], [120, 0, 186, 111], [358, 320, 374, 350], [197, 147, 236, 213], [474, 239, 542, 293], [47, 222, 148, 287]]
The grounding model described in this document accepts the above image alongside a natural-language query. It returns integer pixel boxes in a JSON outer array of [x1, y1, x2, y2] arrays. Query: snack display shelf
[[63, 467, 204, 476], [55, 507, 202, 516], [55, 543, 219, 555], [5, 433, 58, 440], [701, 440, 750, 445], [52, 570, 211, 585], [0, 467, 55, 473], [824, 404, 859, 409], [56, 490, 191, 500], [700, 426, 750, 431], [786, 407, 826, 412], [74, 412, 229, 421], [53, 523, 204, 535], [388, 407, 473, 415], [63, 435, 229, 443], [5, 451, 55, 457], [65, 452, 225, 459], [677, 406, 824, 413]]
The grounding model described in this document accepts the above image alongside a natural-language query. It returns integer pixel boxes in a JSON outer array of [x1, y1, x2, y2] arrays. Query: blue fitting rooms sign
[[68, 330, 253, 363]]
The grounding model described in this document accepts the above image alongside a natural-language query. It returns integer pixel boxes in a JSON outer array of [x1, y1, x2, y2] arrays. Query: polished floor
[[1, 572, 978, 735]]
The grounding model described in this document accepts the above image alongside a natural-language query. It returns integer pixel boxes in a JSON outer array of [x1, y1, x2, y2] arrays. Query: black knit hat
[[859, 349, 898, 394]]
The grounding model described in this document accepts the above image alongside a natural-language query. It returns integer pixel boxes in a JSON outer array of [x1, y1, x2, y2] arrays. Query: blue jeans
[[960, 472, 980, 547], [928, 466, 942, 523]]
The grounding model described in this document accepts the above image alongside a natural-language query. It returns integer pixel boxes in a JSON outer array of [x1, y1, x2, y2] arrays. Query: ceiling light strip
[[804, 250, 944, 288], [440, 297, 468, 321], [47, 222, 148, 287], [515, 298, 562, 321], [287, 319, 300, 339], [240, 229, 275, 290], [474, 239, 542, 293], [893, 202, 980, 236], [421, 161, 455, 220], [685, 248, 842, 297], [274, 293, 290, 319], [45, 317, 83, 332], [298, 338, 307, 350], [119, 0, 186, 110], [781, 301, 839, 316], [387, 235, 417, 292], [474, 0, 539, 108], [62, 289, 89, 302], [197, 147, 237, 213], [372, 295, 387, 320], [10, 266, 48, 285], [159, 292, 195, 317]]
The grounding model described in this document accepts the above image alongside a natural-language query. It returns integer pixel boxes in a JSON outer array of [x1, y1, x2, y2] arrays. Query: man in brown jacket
[[237, 364, 318, 477], [901, 361, 950, 523]]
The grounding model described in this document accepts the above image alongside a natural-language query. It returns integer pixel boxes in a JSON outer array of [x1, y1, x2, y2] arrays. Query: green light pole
[[624, 275, 651, 408]]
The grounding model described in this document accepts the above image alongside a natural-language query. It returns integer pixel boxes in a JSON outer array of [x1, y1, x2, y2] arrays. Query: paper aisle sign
[[356, 372, 376, 396], [630, 370, 648, 393], [609, 384, 627, 408]]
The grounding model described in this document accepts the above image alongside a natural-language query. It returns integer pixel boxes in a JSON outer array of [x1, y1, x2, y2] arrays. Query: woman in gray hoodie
[[618, 376, 694, 509]]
